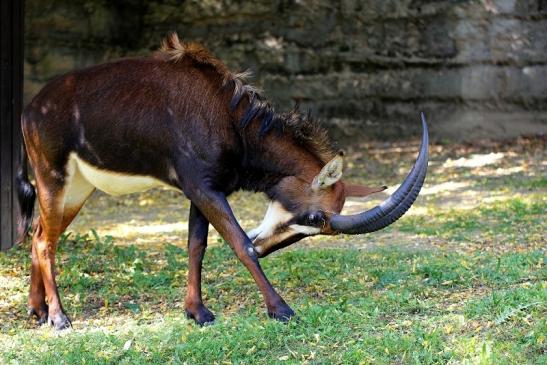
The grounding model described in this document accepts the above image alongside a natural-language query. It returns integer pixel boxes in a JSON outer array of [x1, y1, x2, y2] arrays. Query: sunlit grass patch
[[465, 284, 545, 323], [473, 176, 547, 191], [454, 285, 547, 365], [395, 197, 546, 245]]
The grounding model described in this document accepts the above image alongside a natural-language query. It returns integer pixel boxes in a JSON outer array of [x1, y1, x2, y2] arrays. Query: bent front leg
[[185, 203, 215, 325], [190, 188, 294, 321]]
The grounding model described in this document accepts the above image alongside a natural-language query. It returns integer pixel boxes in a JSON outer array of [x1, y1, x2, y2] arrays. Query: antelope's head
[[248, 114, 429, 258]]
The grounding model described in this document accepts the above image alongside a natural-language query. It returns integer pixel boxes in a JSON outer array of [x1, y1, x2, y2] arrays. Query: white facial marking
[[247, 201, 294, 241], [69, 153, 179, 196], [289, 224, 321, 235]]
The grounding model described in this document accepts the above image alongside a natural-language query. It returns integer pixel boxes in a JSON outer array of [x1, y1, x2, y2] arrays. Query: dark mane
[[278, 108, 337, 163], [157, 32, 336, 163]]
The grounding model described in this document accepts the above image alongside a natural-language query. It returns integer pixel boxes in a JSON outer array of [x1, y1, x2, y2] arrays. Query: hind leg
[[31, 181, 70, 329], [29, 165, 94, 329], [29, 208, 91, 326], [28, 229, 48, 325]]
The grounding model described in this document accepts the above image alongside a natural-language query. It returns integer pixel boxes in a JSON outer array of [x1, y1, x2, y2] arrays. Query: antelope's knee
[[243, 242, 258, 260], [34, 240, 51, 260]]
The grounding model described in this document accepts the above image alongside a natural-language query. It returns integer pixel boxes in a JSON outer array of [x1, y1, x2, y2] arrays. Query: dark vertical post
[[1, 0, 25, 251]]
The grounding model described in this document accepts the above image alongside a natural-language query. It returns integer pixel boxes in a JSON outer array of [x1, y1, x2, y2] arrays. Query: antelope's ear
[[344, 184, 388, 198], [312, 151, 344, 190]]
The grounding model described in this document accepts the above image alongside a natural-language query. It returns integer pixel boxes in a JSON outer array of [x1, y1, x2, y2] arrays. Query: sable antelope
[[16, 33, 428, 330]]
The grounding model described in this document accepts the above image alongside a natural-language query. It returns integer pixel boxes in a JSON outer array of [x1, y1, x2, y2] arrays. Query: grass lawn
[[1, 137, 545, 364]]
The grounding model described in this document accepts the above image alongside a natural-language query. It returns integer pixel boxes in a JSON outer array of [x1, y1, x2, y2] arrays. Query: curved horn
[[330, 113, 429, 234]]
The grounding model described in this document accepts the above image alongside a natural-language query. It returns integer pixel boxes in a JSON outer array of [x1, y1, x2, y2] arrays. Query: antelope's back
[[22, 56, 235, 180]]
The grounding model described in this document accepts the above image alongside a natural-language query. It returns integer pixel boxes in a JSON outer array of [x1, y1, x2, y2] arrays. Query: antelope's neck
[[238, 129, 322, 195]]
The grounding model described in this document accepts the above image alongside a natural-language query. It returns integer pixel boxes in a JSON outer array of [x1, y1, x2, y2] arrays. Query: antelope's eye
[[305, 212, 324, 226]]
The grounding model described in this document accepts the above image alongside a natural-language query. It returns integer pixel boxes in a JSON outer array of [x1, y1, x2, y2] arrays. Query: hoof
[[267, 303, 295, 323], [28, 305, 49, 325], [48, 312, 72, 331], [185, 305, 215, 326]]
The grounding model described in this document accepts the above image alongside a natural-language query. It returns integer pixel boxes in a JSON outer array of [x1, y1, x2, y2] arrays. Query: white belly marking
[[70, 153, 172, 196]]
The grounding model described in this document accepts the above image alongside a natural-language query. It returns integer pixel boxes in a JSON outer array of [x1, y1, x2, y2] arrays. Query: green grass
[[1, 230, 545, 364], [396, 197, 546, 244], [1, 139, 545, 364]]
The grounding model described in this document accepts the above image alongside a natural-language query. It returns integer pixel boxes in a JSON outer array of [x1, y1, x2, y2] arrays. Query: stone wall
[[24, 0, 547, 141]]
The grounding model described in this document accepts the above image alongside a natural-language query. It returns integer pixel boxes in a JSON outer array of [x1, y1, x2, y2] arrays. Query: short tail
[[15, 143, 36, 244]]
